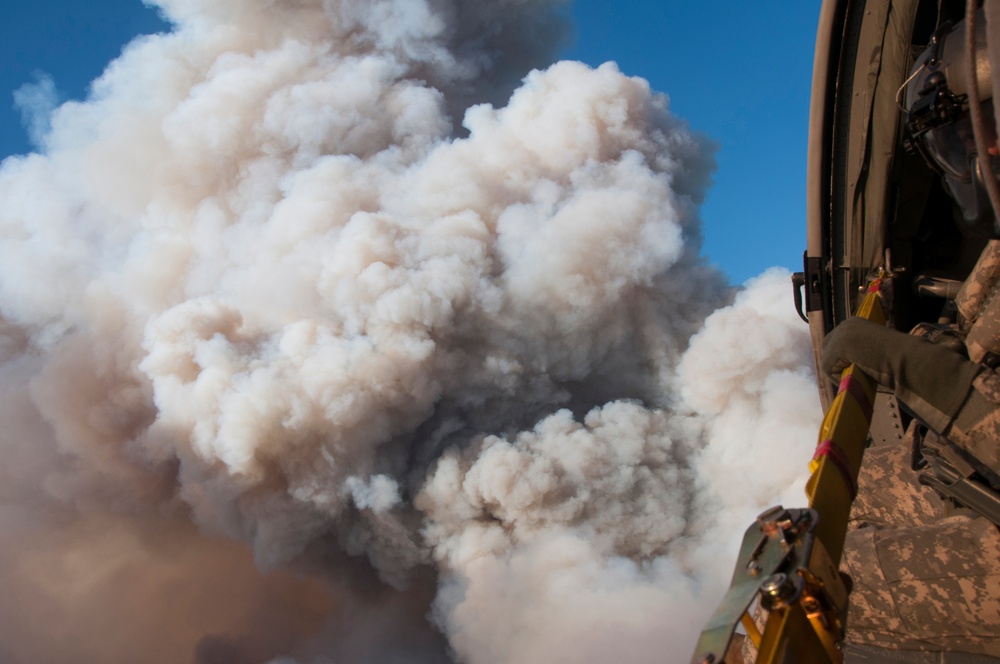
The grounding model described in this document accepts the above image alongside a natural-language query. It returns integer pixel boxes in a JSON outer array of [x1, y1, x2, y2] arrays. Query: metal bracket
[[919, 457, 1000, 528], [690, 506, 849, 664], [793, 253, 826, 323]]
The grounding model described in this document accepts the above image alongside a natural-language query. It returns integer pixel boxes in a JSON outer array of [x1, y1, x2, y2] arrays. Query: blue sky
[[0, 1, 820, 285], [564, 2, 820, 284]]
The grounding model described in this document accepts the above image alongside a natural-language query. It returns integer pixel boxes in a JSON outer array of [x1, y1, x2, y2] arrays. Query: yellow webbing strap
[[690, 278, 888, 664], [755, 597, 824, 664], [805, 279, 885, 566], [754, 278, 887, 664]]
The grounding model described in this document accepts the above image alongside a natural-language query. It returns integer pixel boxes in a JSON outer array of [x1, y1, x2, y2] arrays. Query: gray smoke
[[0, 1, 821, 662]]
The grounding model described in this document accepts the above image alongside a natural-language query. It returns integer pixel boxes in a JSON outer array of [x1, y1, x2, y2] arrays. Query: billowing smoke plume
[[0, 1, 822, 662]]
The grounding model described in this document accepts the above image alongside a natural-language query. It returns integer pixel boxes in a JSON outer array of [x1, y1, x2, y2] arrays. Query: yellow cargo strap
[[689, 276, 887, 664], [805, 278, 885, 565]]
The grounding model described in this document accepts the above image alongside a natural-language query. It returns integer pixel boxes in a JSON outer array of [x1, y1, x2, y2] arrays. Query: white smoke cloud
[[0, 1, 821, 663], [681, 268, 821, 510], [417, 269, 820, 664]]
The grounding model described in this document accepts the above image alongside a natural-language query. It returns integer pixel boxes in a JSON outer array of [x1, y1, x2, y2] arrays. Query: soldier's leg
[[842, 515, 1000, 656]]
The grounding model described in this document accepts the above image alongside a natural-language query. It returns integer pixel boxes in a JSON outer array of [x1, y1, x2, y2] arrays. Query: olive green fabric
[[822, 317, 981, 433], [833, 0, 920, 296]]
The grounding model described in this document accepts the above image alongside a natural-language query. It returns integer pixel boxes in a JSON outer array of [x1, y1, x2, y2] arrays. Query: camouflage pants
[[842, 441, 1000, 656]]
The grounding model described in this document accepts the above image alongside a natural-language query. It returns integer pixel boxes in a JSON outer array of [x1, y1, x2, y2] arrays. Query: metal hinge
[[793, 252, 825, 323]]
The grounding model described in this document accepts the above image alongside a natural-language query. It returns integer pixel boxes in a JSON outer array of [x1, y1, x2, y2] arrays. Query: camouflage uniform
[[819, 4, 1000, 659], [958, 240, 1000, 365], [826, 241, 1000, 657], [842, 434, 1000, 656], [948, 241, 1000, 477]]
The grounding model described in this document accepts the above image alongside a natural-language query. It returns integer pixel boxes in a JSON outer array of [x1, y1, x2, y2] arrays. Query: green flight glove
[[821, 317, 981, 433]]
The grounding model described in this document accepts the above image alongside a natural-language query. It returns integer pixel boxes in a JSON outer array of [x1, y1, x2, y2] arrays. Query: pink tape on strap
[[813, 439, 858, 499], [838, 374, 873, 422]]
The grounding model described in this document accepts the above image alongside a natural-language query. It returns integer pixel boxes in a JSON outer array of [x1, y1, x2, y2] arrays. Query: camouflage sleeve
[[966, 288, 1000, 364], [949, 369, 1000, 478], [956, 240, 1000, 335]]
